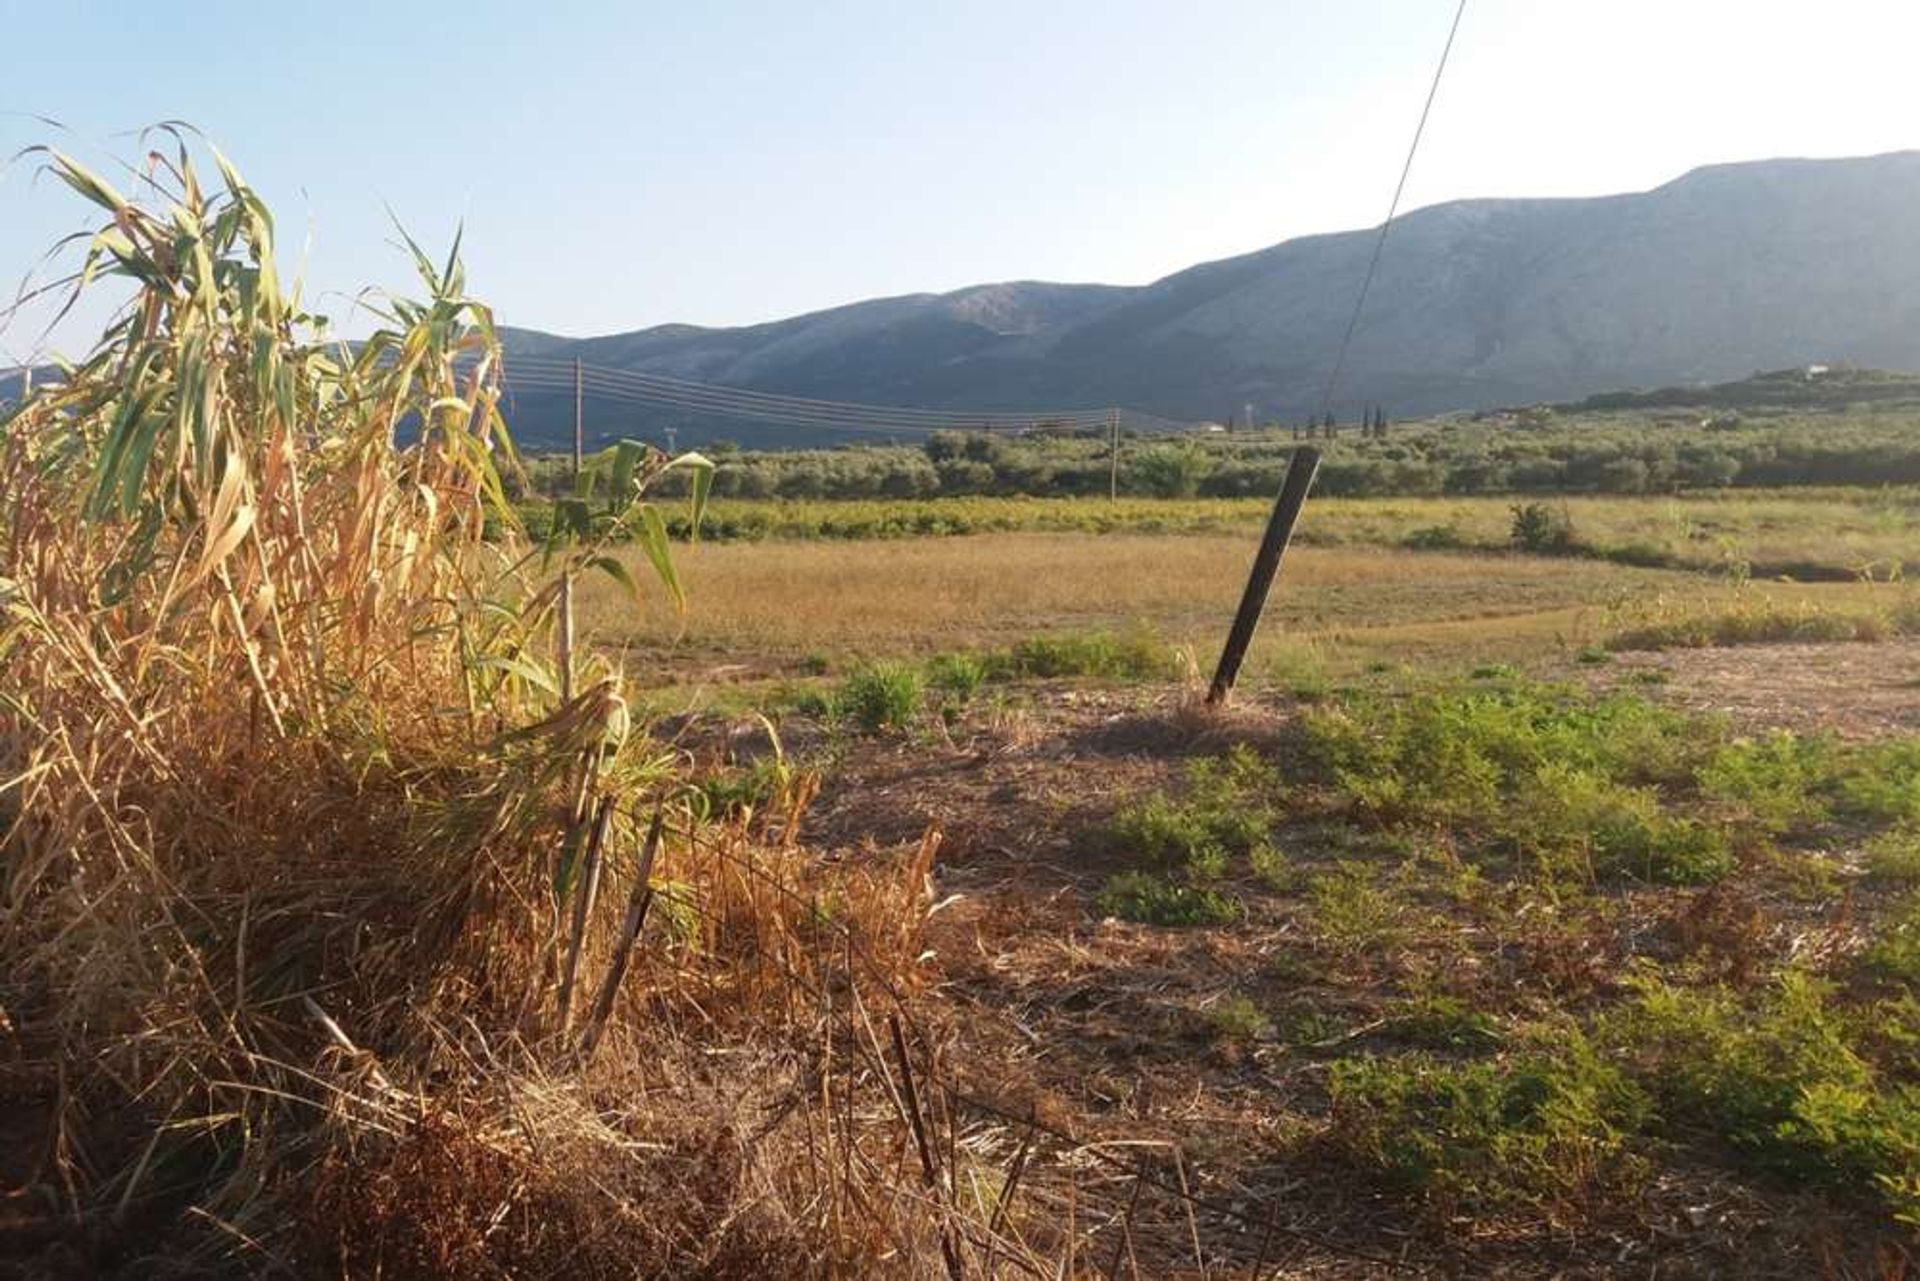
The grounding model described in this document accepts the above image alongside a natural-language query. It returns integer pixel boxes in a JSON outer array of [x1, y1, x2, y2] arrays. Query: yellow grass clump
[[0, 137, 1022, 1276]]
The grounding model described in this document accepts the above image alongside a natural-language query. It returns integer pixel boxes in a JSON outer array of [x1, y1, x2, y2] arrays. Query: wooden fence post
[[1206, 447, 1321, 706]]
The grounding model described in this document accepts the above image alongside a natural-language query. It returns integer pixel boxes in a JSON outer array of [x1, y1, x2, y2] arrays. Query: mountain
[[18, 154, 1920, 450], [0, 369, 36, 406], [498, 151, 1920, 448]]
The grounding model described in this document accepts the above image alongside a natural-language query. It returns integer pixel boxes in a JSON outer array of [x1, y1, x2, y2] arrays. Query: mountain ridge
[[498, 149, 1920, 446], [16, 152, 1920, 448]]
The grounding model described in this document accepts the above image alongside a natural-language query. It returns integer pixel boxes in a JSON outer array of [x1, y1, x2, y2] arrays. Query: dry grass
[[580, 532, 1900, 684], [788, 679, 1920, 1275], [1593, 638, 1920, 741], [0, 140, 1075, 1278], [586, 535, 1655, 652]]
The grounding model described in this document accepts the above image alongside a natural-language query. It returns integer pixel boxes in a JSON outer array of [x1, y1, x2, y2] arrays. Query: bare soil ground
[[730, 678, 1916, 1277], [1590, 638, 1920, 740]]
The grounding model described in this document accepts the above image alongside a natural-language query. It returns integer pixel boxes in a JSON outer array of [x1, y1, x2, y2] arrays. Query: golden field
[[581, 531, 1904, 671]]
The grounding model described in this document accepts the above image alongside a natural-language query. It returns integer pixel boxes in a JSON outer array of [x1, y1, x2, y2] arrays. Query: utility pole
[[572, 357, 584, 472], [1107, 407, 1120, 502], [560, 359, 584, 707]]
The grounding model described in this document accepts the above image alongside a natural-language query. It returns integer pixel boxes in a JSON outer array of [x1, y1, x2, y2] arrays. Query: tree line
[[520, 404, 1920, 503]]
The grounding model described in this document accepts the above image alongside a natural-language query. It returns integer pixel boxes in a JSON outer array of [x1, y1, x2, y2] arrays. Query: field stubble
[[583, 530, 1909, 688]]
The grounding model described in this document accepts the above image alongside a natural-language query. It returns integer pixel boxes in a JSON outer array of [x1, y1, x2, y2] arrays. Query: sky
[[4, 0, 1920, 363]]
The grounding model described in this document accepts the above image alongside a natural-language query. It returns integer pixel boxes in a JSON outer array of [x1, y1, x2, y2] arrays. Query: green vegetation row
[[1605, 591, 1920, 651], [522, 487, 1916, 584], [523, 397, 1920, 503], [814, 630, 1173, 731]]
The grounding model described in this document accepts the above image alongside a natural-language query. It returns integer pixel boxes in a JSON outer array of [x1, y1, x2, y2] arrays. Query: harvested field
[[584, 532, 1906, 676]]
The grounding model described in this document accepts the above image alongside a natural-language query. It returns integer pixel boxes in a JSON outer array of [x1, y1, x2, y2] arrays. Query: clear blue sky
[[4, 0, 1918, 362]]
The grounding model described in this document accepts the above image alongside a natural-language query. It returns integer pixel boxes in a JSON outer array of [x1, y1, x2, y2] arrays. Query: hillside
[[499, 151, 1920, 448]]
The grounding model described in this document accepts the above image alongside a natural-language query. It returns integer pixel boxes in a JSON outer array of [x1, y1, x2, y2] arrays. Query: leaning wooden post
[[1206, 446, 1321, 706]]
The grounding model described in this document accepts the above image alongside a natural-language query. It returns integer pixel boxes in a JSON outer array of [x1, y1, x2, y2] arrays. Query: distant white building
[[1805, 364, 1830, 379]]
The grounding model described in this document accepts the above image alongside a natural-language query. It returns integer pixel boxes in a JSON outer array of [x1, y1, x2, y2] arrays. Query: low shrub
[[1867, 827, 1920, 884], [1308, 862, 1405, 955], [1509, 501, 1576, 554], [1839, 740, 1920, 826], [1109, 792, 1227, 877], [1510, 762, 1733, 884], [1865, 895, 1920, 986], [1095, 871, 1240, 927], [1601, 972, 1920, 1221], [1106, 746, 1285, 884], [1383, 993, 1503, 1050], [1402, 523, 1470, 551], [1300, 678, 1728, 884], [692, 758, 791, 820], [1328, 1035, 1648, 1210], [1698, 732, 1837, 835], [925, 651, 988, 702], [838, 661, 924, 732], [1249, 840, 1293, 890], [992, 628, 1171, 681], [1199, 993, 1273, 1042]]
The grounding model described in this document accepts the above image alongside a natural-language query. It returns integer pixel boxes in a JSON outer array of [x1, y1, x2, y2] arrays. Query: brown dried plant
[[0, 136, 1025, 1277]]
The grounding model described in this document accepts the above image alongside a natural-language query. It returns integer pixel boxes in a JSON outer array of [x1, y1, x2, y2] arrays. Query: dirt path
[[1591, 638, 1920, 740]]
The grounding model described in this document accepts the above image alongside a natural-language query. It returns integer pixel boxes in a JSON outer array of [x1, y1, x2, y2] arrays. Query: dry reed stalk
[[0, 136, 1102, 1279], [556, 793, 615, 1033], [579, 807, 665, 1056]]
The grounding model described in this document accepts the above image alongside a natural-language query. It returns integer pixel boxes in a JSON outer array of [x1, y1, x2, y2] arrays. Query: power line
[[494, 373, 999, 436], [1313, 0, 1468, 420], [491, 375, 1085, 431], [492, 354, 1121, 428], [473, 354, 1191, 438], [517, 359, 1113, 425], [503, 385, 994, 439], [439, 347, 1192, 437]]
